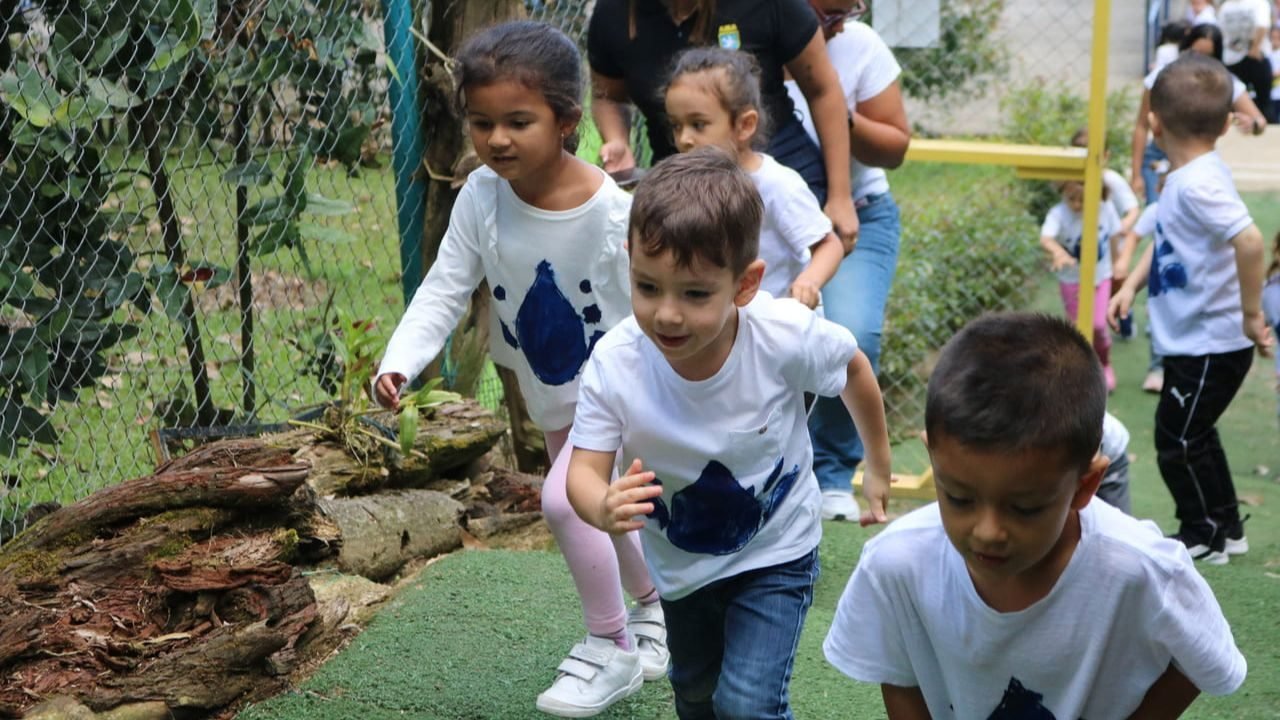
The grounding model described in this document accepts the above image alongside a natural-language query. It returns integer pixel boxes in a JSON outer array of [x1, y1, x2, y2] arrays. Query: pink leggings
[[543, 426, 656, 639], [1060, 279, 1112, 366]]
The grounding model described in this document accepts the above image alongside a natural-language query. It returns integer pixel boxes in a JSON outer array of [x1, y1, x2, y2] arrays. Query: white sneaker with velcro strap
[[626, 603, 670, 681], [535, 634, 643, 718]]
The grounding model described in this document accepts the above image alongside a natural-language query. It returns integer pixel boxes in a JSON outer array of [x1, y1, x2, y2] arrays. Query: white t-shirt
[[1153, 43, 1181, 73], [570, 293, 858, 599], [784, 21, 901, 201], [824, 501, 1247, 719], [1040, 201, 1119, 285], [1186, 5, 1218, 25], [1219, 0, 1272, 66], [751, 153, 833, 299], [1148, 151, 1255, 356], [379, 166, 633, 431], [1134, 202, 1159, 238], [1144, 65, 1247, 102], [1102, 168, 1139, 223]]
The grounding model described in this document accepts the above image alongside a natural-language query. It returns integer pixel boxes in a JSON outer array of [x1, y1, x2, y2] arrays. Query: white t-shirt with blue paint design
[[1040, 201, 1120, 285]]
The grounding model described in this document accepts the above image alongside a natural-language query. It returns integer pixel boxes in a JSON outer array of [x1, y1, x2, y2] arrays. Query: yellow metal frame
[[870, 0, 1111, 501]]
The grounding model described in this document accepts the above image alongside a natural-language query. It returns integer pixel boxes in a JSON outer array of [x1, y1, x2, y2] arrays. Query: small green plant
[[294, 306, 459, 463]]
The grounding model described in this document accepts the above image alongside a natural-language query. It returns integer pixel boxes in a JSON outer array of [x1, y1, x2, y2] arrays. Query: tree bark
[[320, 490, 464, 581]]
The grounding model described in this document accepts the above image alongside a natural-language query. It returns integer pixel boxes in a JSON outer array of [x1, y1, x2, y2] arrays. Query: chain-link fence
[[1, 0, 409, 533]]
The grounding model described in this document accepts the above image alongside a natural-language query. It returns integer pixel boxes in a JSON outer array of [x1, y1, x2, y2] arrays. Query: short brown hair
[[1151, 54, 1232, 140], [629, 147, 762, 275]]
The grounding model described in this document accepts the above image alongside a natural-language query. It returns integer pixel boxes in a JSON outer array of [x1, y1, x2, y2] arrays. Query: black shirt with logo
[[587, 0, 820, 161]]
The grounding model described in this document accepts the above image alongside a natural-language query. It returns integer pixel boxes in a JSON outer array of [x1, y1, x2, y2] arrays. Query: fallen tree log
[[320, 491, 464, 582]]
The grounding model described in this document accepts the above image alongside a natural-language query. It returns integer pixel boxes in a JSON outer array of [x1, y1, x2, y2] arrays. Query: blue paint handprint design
[[493, 260, 605, 386], [1148, 223, 1187, 299], [986, 677, 1060, 719], [648, 458, 801, 555]]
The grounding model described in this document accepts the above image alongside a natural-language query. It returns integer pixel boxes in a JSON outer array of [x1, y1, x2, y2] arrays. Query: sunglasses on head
[[810, 0, 867, 29]]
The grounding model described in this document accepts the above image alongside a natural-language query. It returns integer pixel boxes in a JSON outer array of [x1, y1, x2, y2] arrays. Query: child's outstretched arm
[[1124, 663, 1200, 720], [789, 232, 843, 309], [1109, 241, 1154, 331], [1039, 234, 1077, 272], [1112, 229, 1140, 287], [840, 349, 891, 525], [1230, 222, 1275, 357], [881, 684, 930, 720], [568, 451, 663, 534]]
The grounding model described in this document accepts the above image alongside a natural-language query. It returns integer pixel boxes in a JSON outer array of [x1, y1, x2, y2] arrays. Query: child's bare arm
[[1113, 230, 1140, 285], [789, 232, 843, 309], [882, 684, 930, 720], [840, 350, 891, 525], [1229, 223, 1275, 356], [1117, 206, 1140, 237], [1110, 241, 1155, 330], [1124, 663, 1200, 720], [567, 449, 662, 534]]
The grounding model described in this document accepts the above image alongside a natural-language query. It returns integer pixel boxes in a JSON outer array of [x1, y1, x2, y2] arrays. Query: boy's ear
[[734, 259, 765, 307], [1070, 454, 1108, 511], [735, 109, 760, 148]]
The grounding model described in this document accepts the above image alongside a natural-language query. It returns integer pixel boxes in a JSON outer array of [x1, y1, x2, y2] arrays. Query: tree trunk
[[320, 491, 464, 581]]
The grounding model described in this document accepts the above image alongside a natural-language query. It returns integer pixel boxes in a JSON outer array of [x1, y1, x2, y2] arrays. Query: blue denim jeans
[[661, 549, 820, 720], [767, 116, 827, 206], [809, 193, 901, 491]]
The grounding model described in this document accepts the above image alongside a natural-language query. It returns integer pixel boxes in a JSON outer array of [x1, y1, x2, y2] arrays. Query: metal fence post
[[383, 0, 426, 304]]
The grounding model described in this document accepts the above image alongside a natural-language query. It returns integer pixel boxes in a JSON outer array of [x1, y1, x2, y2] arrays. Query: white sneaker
[[535, 635, 643, 718], [627, 603, 669, 681], [820, 490, 860, 521]]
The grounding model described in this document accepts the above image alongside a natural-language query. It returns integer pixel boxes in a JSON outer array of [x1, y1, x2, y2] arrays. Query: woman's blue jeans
[[809, 193, 901, 492], [661, 549, 819, 720]]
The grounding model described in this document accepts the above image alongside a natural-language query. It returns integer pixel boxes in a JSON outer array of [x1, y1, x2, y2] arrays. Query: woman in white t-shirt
[[783, 9, 911, 522]]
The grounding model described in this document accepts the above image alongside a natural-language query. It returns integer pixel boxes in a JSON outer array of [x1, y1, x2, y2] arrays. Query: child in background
[[1098, 411, 1133, 515], [1153, 19, 1191, 73], [663, 47, 844, 309], [825, 312, 1246, 719], [1039, 179, 1122, 390], [1264, 230, 1280, 420], [1269, 25, 1280, 122], [372, 21, 666, 717], [1110, 53, 1274, 564], [1114, 161, 1169, 392], [567, 148, 893, 719]]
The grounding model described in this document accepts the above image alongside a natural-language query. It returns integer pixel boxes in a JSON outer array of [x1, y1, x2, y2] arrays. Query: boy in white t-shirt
[[825, 312, 1247, 719], [1110, 53, 1273, 564], [566, 147, 893, 719]]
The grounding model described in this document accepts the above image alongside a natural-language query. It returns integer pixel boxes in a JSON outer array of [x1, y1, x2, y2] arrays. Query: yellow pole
[[1076, 0, 1112, 340]]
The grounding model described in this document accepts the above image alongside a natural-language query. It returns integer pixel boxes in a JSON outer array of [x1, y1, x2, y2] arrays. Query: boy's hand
[[1108, 288, 1135, 331], [374, 372, 407, 411], [788, 280, 821, 309], [859, 469, 891, 526], [1244, 311, 1275, 358], [598, 458, 663, 534]]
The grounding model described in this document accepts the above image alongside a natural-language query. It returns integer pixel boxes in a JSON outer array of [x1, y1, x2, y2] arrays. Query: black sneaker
[[1170, 529, 1228, 566], [1225, 515, 1249, 556]]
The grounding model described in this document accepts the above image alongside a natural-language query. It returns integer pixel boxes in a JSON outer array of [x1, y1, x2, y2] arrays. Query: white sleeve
[[1104, 170, 1139, 216], [795, 311, 859, 397], [845, 25, 901, 104], [771, 174, 834, 257], [377, 186, 485, 384], [1184, 181, 1252, 245], [568, 351, 623, 453], [1153, 561, 1247, 695], [1041, 205, 1064, 237], [1100, 412, 1129, 463], [823, 540, 920, 687], [1134, 204, 1159, 237]]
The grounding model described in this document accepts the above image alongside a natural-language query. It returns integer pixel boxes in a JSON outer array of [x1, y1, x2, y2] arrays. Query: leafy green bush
[[1000, 82, 1139, 220], [879, 165, 1040, 441], [889, 0, 1010, 103]]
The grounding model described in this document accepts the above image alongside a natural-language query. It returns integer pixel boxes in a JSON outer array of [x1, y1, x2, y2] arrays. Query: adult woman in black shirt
[[588, 0, 859, 247]]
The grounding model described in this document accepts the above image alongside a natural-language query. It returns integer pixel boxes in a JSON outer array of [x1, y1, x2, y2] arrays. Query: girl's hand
[[600, 140, 636, 174], [598, 458, 663, 534], [788, 280, 821, 309], [1108, 288, 1135, 331], [859, 469, 891, 526], [1050, 251, 1078, 272], [374, 372, 407, 411]]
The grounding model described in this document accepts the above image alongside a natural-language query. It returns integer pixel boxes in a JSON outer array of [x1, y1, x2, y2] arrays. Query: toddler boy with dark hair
[[566, 147, 893, 719], [825, 312, 1246, 719], [1110, 53, 1274, 564]]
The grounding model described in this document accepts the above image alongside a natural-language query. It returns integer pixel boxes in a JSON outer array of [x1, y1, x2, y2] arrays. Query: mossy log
[[320, 491, 464, 582]]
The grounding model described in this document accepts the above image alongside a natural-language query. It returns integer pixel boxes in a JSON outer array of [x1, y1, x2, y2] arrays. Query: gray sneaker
[[627, 603, 669, 681]]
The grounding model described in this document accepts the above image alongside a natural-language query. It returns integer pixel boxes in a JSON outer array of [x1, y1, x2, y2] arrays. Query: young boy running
[[1110, 52, 1274, 563], [826, 312, 1246, 719], [566, 147, 893, 719]]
